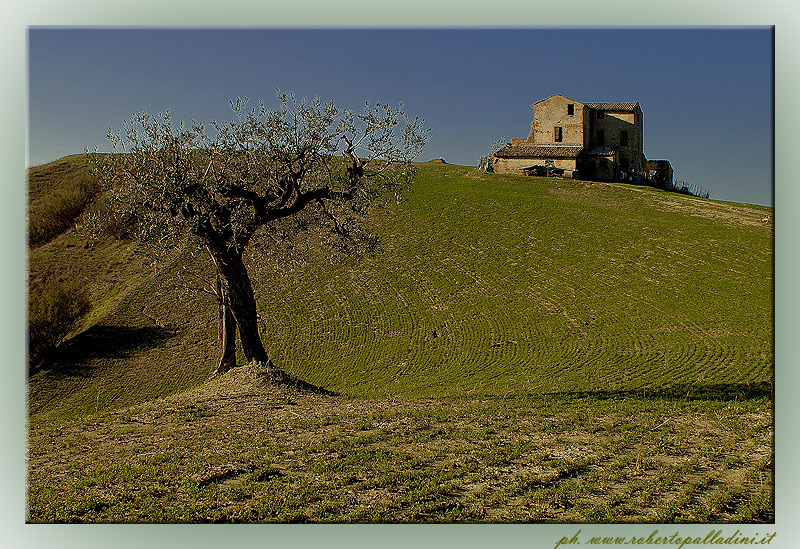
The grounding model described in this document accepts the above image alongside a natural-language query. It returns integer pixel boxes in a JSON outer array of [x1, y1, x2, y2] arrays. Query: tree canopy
[[89, 91, 430, 375]]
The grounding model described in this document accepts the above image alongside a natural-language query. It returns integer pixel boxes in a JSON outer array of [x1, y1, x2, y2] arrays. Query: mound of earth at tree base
[[219, 360, 337, 396]]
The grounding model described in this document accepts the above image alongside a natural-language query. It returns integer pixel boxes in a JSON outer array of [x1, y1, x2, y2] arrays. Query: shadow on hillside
[[36, 324, 177, 379], [547, 381, 773, 402]]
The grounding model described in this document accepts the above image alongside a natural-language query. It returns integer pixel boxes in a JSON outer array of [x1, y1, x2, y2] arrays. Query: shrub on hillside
[[76, 194, 137, 242], [28, 169, 99, 248], [28, 278, 91, 368]]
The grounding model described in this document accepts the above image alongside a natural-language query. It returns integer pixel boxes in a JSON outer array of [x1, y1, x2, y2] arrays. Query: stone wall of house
[[529, 95, 589, 147], [589, 108, 645, 174], [583, 153, 617, 181]]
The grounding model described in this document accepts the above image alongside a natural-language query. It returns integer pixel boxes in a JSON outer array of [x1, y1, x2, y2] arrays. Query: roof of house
[[532, 94, 583, 107], [494, 145, 584, 159], [584, 102, 640, 112]]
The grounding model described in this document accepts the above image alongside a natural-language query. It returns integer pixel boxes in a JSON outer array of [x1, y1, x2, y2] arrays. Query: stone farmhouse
[[492, 94, 672, 185]]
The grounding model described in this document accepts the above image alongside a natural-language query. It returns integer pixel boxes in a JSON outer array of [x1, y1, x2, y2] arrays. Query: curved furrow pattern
[[246, 165, 771, 399]]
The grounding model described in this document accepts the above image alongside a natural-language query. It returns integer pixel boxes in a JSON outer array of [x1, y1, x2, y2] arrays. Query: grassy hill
[[26, 156, 774, 522]]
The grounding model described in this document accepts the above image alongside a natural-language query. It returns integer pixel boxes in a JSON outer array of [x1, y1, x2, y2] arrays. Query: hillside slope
[[27, 157, 773, 418]]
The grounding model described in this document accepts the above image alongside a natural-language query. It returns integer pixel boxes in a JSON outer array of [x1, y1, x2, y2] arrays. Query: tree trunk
[[215, 272, 237, 374], [206, 242, 270, 367]]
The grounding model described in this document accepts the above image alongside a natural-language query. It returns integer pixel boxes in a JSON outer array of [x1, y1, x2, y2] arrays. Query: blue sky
[[27, 27, 773, 205]]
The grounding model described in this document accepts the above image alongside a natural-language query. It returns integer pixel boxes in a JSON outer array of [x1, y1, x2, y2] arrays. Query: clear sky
[[27, 27, 773, 206]]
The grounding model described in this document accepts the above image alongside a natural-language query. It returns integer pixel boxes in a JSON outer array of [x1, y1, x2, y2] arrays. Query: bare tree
[[90, 91, 429, 375], [477, 136, 506, 172]]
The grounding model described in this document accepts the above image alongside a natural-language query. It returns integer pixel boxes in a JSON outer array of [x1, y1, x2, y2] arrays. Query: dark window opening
[[620, 131, 629, 146], [567, 104, 574, 116], [620, 158, 629, 171], [596, 130, 605, 146], [554, 127, 563, 142]]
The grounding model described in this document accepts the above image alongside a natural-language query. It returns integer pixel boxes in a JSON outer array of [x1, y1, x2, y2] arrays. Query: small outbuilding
[[646, 160, 674, 188]]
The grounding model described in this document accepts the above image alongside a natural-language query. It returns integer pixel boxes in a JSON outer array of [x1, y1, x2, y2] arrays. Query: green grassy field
[[257, 163, 772, 399], [26, 156, 773, 522]]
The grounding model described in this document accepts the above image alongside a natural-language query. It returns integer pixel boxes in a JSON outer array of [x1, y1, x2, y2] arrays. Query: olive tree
[[91, 92, 429, 375]]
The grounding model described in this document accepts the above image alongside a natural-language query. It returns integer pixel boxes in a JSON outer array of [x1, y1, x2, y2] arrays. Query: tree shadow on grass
[[547, 381, 774, 402], [33, 324, 178, 380], [243, 361, 339, 397]]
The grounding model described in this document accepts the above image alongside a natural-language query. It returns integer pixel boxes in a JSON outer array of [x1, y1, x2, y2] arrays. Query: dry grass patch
[[28, 363, 773, 523]]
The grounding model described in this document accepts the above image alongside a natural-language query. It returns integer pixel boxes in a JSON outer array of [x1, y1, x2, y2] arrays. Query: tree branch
[[265, 186, 352, 223]]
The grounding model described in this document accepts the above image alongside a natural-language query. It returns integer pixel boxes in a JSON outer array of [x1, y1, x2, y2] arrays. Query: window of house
[[620, 157, 629, 171], [596, 130, 605, 146], [620, 131, 629, 146], [567, 104, 574, 116], [597, 111, 605, 119], [554, 127, 563, 142]]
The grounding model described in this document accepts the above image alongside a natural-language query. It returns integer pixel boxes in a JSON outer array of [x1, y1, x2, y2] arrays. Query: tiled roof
[[494, 145, 584, 159], [584, 102, 639, 112]]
